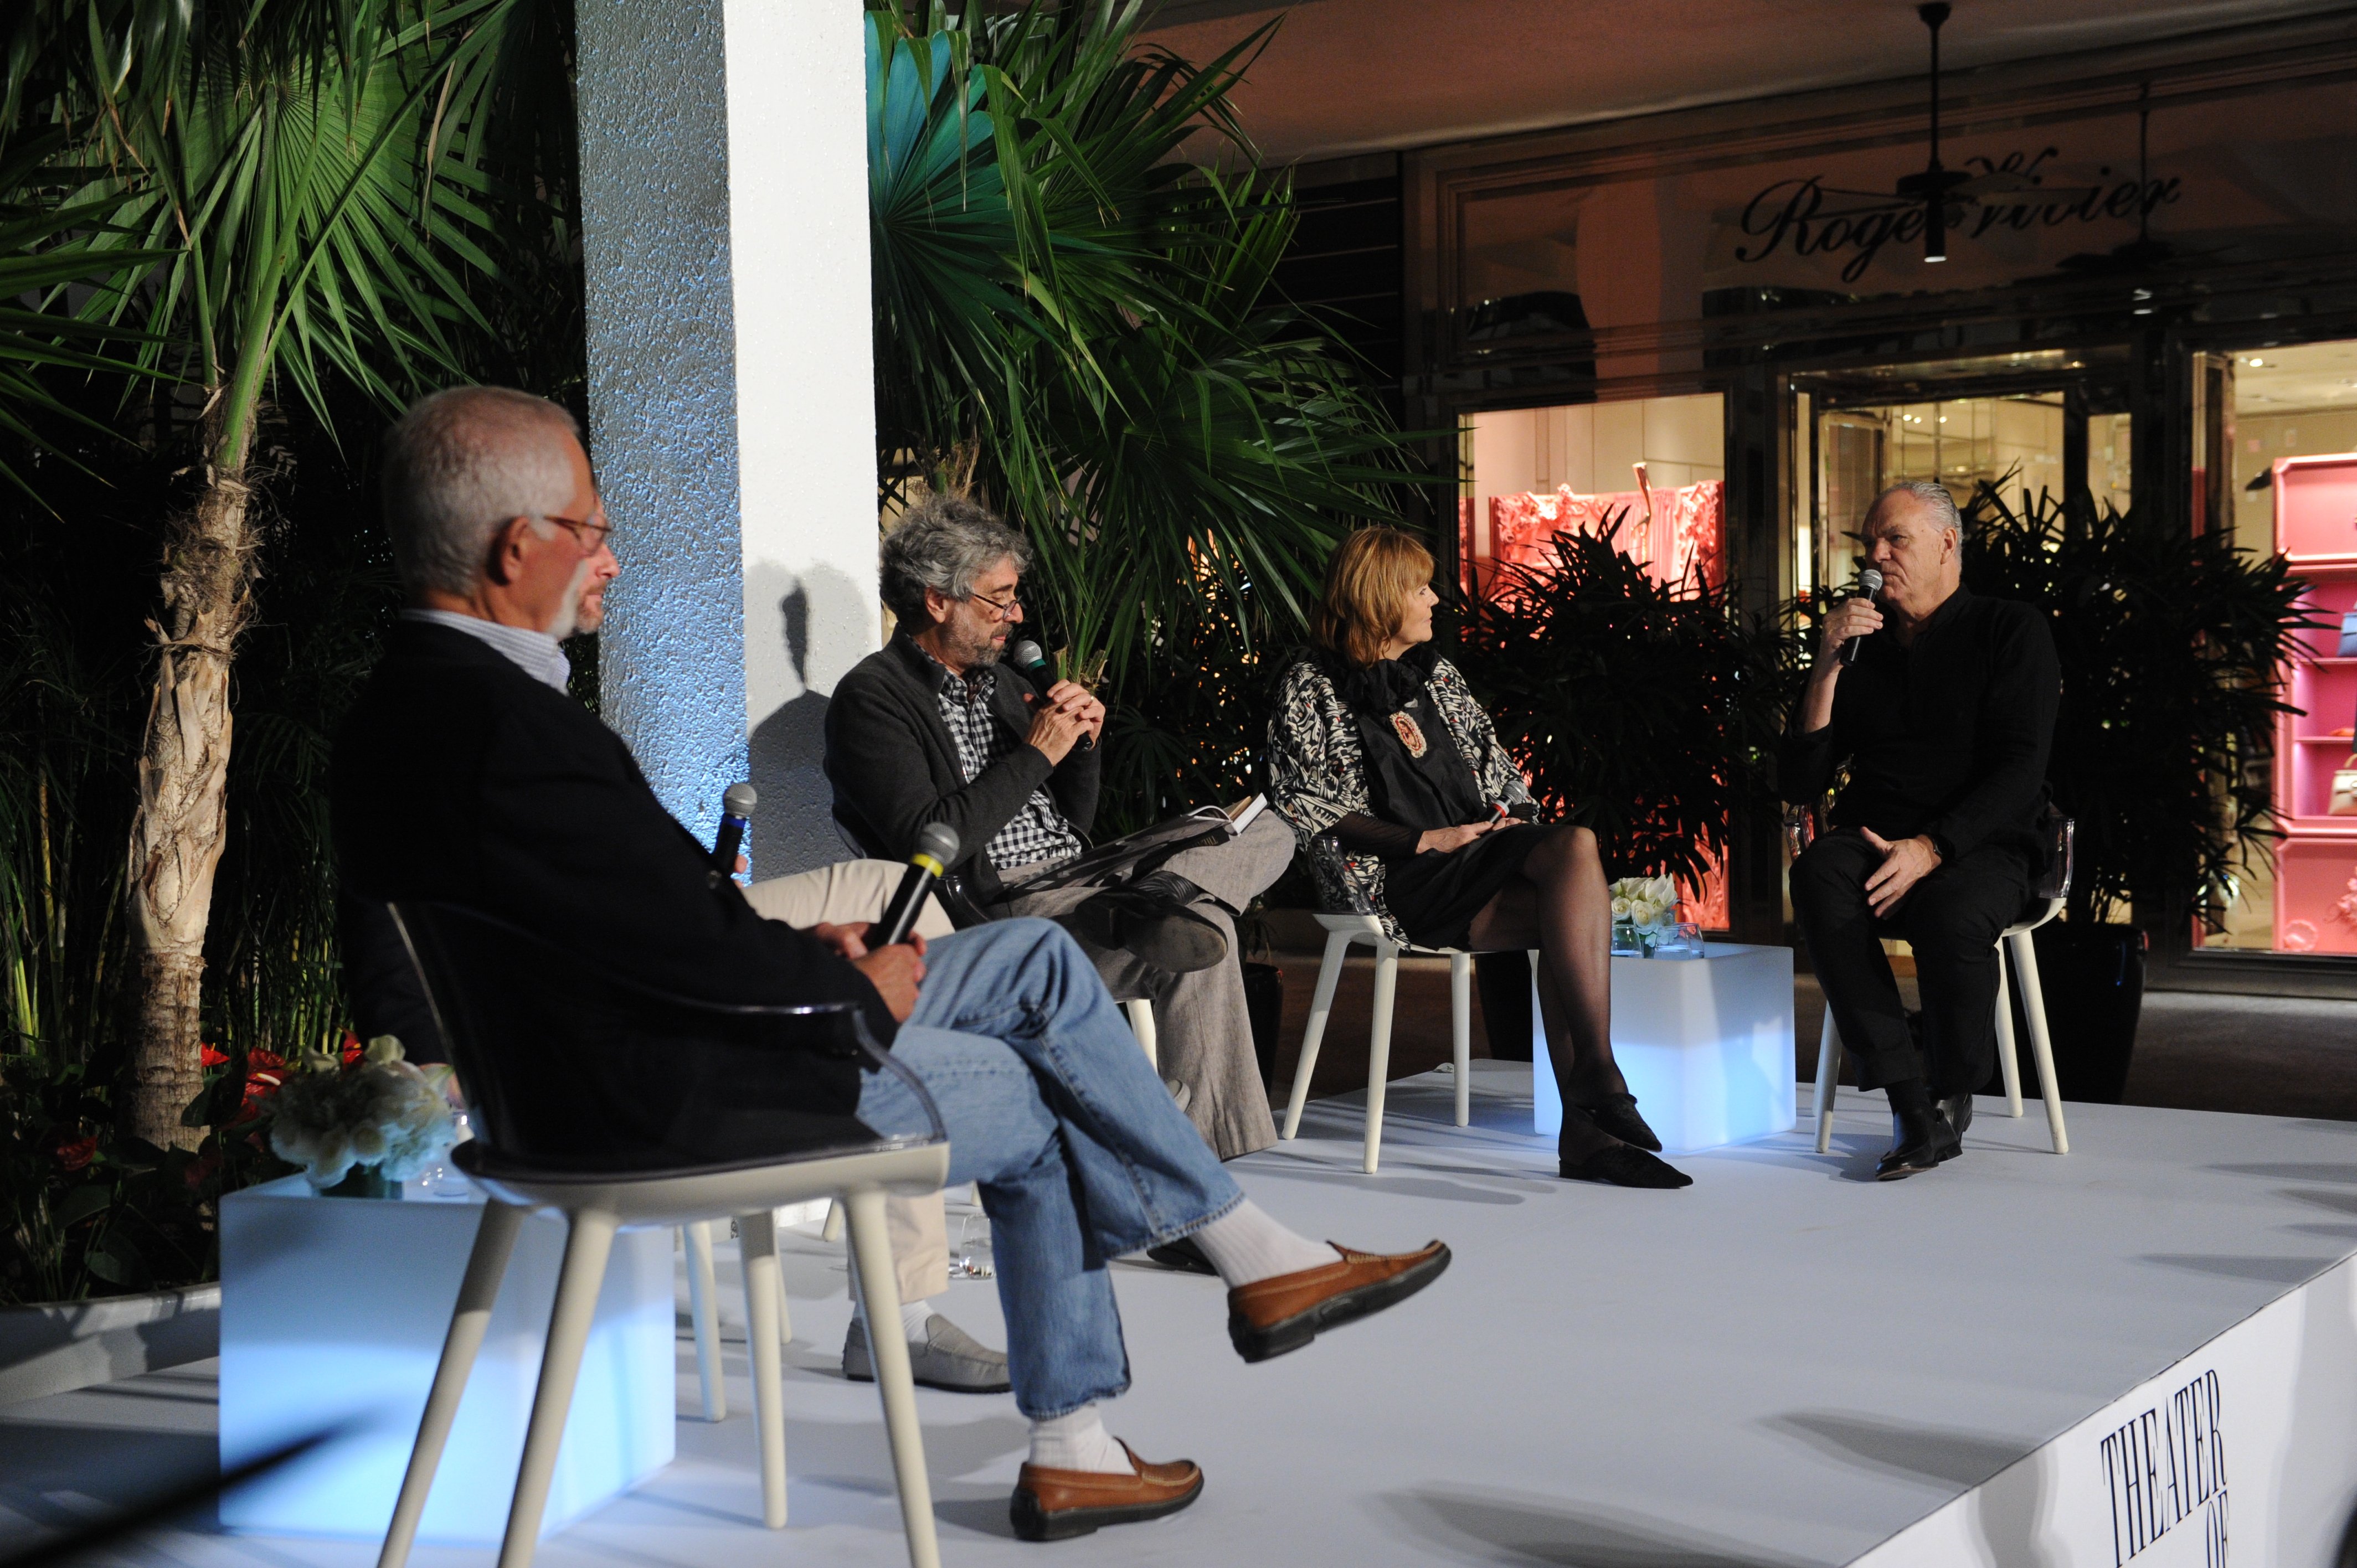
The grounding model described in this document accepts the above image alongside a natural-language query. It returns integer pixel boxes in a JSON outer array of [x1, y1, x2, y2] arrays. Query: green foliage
[[1452, 520, 1791, 886], [866, 1, 1427, 829], [1957, 481, 2312, 929]]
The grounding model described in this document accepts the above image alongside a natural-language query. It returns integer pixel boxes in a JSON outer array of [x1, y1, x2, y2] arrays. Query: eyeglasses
[[965, 590, 1023, 622], [543, 513, 614, 553]]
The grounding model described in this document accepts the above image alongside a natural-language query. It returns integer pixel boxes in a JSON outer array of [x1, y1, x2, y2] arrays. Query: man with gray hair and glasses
[[1782, 479, 2060, 1181], [334, 386, 1452, 1541], [825, 494, 1298, 1170]]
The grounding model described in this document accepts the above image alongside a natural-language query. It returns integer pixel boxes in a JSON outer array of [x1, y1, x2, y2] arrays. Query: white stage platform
[[6, 1061, 2357, 1566]]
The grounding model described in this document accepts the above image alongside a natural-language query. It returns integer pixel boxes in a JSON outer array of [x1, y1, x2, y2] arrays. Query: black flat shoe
[[1560, 1143, 1692, 1189], [1145, 1234, 1217, 1275], [1577, 1092, 1663, 1153]]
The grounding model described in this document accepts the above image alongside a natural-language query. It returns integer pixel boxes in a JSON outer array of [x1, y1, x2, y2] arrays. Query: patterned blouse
[[1264, 652, 1533, 943]]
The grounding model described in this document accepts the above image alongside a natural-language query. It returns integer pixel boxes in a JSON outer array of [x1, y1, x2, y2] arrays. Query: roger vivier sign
[[1727, 146, 2181, 285], [2097, 1366, 2227, 1567]]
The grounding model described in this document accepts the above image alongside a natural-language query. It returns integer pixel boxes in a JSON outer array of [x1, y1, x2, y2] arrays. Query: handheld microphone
[[876, 823, 959, 948], [712, 782, 757, 878], [1007, 639, 1094, 752], [1837, 568, 1885, 667]]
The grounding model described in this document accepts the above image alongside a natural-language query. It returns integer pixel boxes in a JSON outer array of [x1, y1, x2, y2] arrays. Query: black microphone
[[1006, 639, 1094, 752], [711, 781, 756, 878], [876, 823, 959, 947], [1837, 567, 1885, 667]]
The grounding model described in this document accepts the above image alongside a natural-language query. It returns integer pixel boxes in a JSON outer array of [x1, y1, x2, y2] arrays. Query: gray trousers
[[995, 811, 1294, 1159]]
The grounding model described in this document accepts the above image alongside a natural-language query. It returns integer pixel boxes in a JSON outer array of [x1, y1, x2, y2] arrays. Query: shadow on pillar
[[748, 574, 870, 878]]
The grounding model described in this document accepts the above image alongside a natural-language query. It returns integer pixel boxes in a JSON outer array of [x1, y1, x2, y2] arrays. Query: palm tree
[[868, 1, 1420, 706], [3, 0, 535, 1148]]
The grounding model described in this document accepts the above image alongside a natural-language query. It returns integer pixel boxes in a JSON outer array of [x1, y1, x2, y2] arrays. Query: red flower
[[200, 1045, 230, 1069], [339, 1031, 364, 1066], [184, 1147, 222, 1191], [52, 1135, 97, 1172], [248, 1049, 286, 1072]]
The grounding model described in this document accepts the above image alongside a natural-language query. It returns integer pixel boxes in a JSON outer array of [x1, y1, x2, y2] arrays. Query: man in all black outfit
[[333, 388, 1450, 1539], [1783, 481, 2061, 1179]]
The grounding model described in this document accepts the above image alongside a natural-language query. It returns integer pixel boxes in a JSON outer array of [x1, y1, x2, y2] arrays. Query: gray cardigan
[[822, 634, 1103, 911]]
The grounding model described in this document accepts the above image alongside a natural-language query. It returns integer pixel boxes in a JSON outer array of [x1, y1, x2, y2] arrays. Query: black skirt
[[1381, 822, 1551, 950]]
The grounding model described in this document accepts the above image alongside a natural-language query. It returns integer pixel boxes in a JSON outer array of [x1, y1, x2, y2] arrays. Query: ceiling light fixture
[[1914, 3, 1952, 263]]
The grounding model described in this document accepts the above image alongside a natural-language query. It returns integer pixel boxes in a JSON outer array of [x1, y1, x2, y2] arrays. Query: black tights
[[1466, 826, 1628, 1159]]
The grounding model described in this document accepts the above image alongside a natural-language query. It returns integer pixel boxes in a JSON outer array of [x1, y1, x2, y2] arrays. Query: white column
[[575, 0, 879, 874]]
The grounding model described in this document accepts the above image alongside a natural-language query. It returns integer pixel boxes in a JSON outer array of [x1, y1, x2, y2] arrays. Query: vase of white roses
[[1607, 876, 1680, 957], [267, 1036, 457, 1199]]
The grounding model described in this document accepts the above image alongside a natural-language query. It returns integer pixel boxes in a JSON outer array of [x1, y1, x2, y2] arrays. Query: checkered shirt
[[920, 649, 1085, 873]]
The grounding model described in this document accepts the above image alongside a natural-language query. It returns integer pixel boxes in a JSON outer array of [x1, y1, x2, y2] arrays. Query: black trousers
[[1790, 830, 2034, 1098]]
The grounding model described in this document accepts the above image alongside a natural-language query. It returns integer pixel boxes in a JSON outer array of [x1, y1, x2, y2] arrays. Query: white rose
[[1646, 876, 1676, 904], [1610, 896, 1632, 920]]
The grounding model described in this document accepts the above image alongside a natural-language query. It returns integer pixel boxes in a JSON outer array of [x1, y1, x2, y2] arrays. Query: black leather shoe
[[1875, 1107, 1960, 1180], [1937, 1092, 1974, 1151], [1560, 1143, 1692, 1189], [1577, 1092, 1663, 1153], [1069, 874, 1228, 974], [1146, 1234, 1218, 1275]]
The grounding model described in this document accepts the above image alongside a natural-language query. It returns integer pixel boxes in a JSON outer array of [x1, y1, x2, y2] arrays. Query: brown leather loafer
[[1010, 1441, 1203, 1541], [1226, 1240, 1450, 1363]]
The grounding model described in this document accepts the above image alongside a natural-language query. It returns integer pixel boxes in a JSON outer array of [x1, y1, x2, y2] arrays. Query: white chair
[[1811, 814, 2076, 1157], [380, 903, 950, 1568]]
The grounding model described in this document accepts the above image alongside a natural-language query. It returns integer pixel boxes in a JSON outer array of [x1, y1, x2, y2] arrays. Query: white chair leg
[[1449, 951, 1472, 1128], [379, 1201, 524, 1568], [1282, 929, 1355, 1140], [2009, 930, 2070, 1155], [738, 1209, 789, 1529], [682, 1221, 726, 1422], [1363, 941, 1401, 1174], [845, 1189, 942, 1568], [1813, 1009, 1842, 1156], [821, 1199, 845, 1243], [1993, 940, 2025, 1118], [1125, 998, 1158, 1071], [495, 1208, 618, 1568]]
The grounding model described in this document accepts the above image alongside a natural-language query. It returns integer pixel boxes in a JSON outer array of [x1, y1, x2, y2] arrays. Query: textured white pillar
[[576, 0, 879, 874]]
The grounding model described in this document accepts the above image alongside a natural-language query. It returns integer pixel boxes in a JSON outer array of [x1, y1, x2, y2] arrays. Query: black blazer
[[824, 634, 1100, 909], [332, 621, 894, 1123]]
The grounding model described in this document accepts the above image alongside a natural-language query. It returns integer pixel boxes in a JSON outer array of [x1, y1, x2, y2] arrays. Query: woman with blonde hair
[[1265, 527, 1689, 1188]]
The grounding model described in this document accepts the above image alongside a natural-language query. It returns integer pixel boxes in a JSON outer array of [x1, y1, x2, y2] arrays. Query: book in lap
[[999, 796, 1268, 897]]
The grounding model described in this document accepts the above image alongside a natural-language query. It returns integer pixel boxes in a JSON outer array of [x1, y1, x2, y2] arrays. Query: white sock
[[1027, 1405, 1133, 1474], [898, 1296, 935, 1344], [1189, 1200, 1337, 1287]]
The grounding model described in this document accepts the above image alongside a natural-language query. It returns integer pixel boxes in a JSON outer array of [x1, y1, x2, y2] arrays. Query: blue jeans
[[855, 919, 1244, 1417]]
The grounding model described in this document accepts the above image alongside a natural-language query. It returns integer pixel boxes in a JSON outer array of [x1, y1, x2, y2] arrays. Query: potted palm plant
[[1957, 482, 2310, 1101]]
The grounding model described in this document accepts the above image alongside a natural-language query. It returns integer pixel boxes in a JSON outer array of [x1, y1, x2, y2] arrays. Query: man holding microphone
[[1782, 481, 2061, 1179]]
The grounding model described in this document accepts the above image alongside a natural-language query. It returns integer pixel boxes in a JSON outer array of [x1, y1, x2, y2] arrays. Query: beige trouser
[[744, 860, 956, 1303]]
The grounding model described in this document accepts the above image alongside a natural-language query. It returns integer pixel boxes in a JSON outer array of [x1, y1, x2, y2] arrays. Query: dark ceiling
[[1139, 0, 2357, 164]]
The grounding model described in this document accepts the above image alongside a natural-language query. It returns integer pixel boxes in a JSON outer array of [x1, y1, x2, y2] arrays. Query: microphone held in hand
[[876, 823, 959, 948], [711, 781, 757, 878], [1007, 639, 1094, 752], [1838, 568, 1885, 667]]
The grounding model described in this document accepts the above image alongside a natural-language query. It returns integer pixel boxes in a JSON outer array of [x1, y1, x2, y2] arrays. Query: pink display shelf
[[2277, 455, 2357, 565], [2273, 458, 2357, 956], [2278, 565, 2357, 823], [2274, 832, 2357, 955]]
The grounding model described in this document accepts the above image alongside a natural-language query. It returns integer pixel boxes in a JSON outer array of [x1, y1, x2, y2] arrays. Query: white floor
[[7, 1062, 2357, 1567]]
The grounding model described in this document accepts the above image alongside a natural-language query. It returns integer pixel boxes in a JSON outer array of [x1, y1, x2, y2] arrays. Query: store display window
[[2201, 341, 2357, 955]]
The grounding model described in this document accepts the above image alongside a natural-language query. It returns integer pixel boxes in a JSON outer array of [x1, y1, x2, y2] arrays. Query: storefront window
[[2203, 339, 2357, 954]]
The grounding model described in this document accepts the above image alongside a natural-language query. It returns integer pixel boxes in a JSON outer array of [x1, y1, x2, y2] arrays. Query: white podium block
[[220, 1175, 675, 1544], [1533, 942, 1795, 1154]]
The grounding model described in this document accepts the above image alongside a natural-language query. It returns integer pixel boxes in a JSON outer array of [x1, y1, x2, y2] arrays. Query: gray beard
[[544, 556, 594, 639]]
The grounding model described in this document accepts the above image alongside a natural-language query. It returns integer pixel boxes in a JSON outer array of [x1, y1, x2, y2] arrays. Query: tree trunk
[[123, 424, 256, 1152]]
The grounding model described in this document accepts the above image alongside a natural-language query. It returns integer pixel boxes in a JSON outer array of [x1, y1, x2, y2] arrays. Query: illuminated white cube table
[[220, 1174, 674, 1544], [1533, 942, 1795, 1154]]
